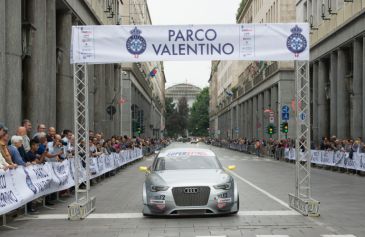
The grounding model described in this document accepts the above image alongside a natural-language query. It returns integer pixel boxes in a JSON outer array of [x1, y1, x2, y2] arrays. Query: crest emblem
[[286, 25, 307, 57], [126, 27, 147, 58]]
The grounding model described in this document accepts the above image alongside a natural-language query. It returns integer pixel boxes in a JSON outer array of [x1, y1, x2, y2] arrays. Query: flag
[[118, 97, 128, 105], [224, 88, 233, 97], [291, 98, 302, 112], [148, 67, 158, 78]]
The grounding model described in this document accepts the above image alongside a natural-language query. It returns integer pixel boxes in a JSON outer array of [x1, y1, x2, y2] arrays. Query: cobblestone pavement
[[1, 143, 364, 237]]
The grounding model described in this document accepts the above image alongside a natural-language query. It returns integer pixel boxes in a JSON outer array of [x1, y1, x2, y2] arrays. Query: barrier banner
[[285, 149, 365, 171], [0, 170, 22, 214], [71, 23, 310, 64], [0, 148, 144, 216]]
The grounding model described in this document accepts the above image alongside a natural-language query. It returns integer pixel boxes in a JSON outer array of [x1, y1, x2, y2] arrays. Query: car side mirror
[[227, 165, 236, 171]]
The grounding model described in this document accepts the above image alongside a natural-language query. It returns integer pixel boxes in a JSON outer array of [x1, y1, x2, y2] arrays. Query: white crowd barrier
[[284, 148, 365, 172], [0, 148, 143, 216]]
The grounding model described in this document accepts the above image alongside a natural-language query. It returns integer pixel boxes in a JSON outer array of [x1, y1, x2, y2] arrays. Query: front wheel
[[231, 196, 240, 214]]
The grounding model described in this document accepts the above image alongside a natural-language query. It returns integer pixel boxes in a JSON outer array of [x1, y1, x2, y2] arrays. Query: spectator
[[47, 127, 56, 142], [16, 126, 28, 161], [21, 119, 32, 152], [46, 134, 64, 162], [26, 139, 46, 164], [33, 123, 47, 139], [255, 139, 261, 157], [61, 129, 73, 155], [0, 132, 17, 169], [8, 136, 30, 166]]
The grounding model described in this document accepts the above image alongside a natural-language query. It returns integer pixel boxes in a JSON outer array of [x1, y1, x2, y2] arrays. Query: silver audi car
[[139, 148, 239, 216]]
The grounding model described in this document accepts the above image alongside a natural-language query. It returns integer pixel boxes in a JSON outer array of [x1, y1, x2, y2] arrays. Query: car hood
[[151, 169, 231, 187]]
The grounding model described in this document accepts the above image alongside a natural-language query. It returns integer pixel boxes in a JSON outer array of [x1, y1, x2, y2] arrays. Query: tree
[[165, 97, 179, 137], [164, 97, 189, 137], [189, 87, 209, 136], [177, 97, 189, 136]]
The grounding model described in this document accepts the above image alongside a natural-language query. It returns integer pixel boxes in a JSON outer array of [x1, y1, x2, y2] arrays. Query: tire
[[231, 195, 240, 214]]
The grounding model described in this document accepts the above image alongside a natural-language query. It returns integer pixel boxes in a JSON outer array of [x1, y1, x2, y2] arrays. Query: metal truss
[[68, 63, 95, 220], [289, 61, 320, 216]]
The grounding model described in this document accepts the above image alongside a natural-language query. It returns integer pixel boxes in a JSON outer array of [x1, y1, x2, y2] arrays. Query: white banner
[[0, 148, 144, 215], [285, 149, 365, 171], [71, 23, 310, 64]]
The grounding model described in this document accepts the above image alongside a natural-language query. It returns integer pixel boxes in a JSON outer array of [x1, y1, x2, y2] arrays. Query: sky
[[146, 0, 241, 89]]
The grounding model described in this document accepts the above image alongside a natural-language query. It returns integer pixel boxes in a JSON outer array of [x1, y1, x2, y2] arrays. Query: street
[[3, 142, 364, 237]]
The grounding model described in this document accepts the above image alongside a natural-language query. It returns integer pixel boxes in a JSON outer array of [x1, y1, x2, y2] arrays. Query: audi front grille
[[172, 186, 210, 206]]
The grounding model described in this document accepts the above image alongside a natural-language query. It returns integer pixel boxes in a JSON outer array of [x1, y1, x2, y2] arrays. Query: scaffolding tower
[[289, 61, 320, 216]]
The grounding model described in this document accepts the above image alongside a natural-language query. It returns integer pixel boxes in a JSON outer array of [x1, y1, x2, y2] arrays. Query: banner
[[71, 23, 310, 64], [285, 149, 365, 171], [0, 148, 144, 215]]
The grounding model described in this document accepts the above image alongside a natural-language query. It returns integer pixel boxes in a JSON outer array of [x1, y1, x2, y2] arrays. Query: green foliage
[[188, 87, 209, 136], [165, 97, 189, 137], [236, 0, 247, 21]]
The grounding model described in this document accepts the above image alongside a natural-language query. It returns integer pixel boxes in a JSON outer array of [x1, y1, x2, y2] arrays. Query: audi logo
[[184, 187, 199, 194]]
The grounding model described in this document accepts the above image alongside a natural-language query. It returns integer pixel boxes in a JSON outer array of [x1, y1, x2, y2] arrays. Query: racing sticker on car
[[166, 151, 211, 157]]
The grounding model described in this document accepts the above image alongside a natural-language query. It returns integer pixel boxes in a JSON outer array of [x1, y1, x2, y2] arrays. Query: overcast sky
[[147, 0, 241, 89]]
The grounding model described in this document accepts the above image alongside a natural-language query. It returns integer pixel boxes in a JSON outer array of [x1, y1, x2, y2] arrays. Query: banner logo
[[126, 27, 147, 58], [286, 25, 307, 58]]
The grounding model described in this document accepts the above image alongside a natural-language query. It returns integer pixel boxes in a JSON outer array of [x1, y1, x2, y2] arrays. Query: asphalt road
[[2, 142, 364, 237]]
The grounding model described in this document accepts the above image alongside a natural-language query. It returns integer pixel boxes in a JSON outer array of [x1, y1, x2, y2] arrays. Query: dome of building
[[165, 83, 202, 108]]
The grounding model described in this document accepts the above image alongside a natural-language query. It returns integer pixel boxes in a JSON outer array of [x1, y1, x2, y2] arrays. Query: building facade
[[165, 83, 202, 109], [209, 0, 296, 140], [0, 0, 165, 138], [119, 0, 166, 138], [296, 0, 365, 144]]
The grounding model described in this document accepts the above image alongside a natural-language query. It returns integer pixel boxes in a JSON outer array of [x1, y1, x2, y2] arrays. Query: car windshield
[[154, 155, 221, 171]]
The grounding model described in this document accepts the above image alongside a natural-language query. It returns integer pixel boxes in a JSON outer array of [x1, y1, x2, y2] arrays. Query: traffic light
[[266, 124, 276, 135], [283, 122, 288, 133], [268, 126, 273, 135], [137, 127, 141, 135], [280, 122, 289, 133]]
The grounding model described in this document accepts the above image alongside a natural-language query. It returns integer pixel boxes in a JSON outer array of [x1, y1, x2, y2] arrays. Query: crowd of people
[[0, 119, 169, 213], [206, 135, 365, 157]]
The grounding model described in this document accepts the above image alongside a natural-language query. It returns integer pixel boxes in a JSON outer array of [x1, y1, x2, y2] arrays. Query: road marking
[[15, 210, 300, 220], [321, 235, 357, 237], [196, 236, 226, 237], [256, 235, 289, 237], [226, 169, 291, 209], [238, 210, 299, 216]]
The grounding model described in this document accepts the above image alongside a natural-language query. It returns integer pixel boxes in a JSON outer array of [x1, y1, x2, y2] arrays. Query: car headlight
[[150, 185, 169, 192], [213, 182, 232, 190]]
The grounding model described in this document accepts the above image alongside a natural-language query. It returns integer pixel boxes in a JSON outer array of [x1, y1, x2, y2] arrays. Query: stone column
[[242, 102, 246, 138], [1, 0, 22, 133], [0, 0, 6, 123], [258, 93, 264, 139], [263, 90, 270, 140], [318, 60, 329, 139], [248, 99, 253, 140], [330, 52, 337, 137], [25, 0, 47, 129], [252, 96, 257, 139], [352, 39, 363, 139], [121, 70, 132, 136], [231, 107, 236, 138], [94, 65, 106, 133], [337, 49, 349, 139], [363, 36, 365, 140], [114, 65, 121, 135], [312, 62, 319, 144], [46, 0, 56, 127], [56, 11, 73, 131], [271, 86, 278, 139]]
